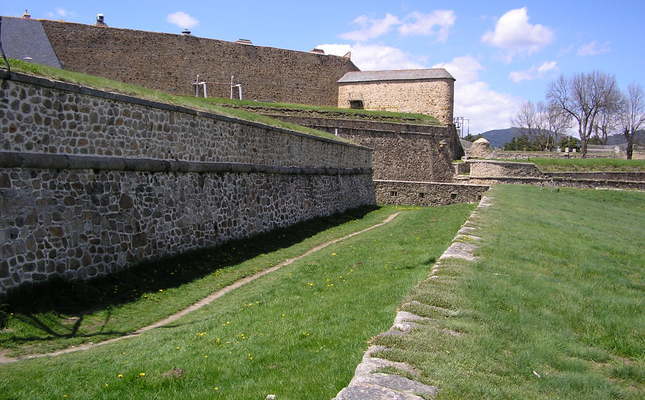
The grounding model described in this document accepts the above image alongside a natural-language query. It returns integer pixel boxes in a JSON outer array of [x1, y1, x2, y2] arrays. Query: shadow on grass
[[0, 205, 379, 337]]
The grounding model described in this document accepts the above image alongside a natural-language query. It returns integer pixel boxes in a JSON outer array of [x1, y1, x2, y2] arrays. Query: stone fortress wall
[[0, 72, 375, 295], [252, 113, 460, 182], [26, 17, 359, 105], [338, 79, 455, 125]]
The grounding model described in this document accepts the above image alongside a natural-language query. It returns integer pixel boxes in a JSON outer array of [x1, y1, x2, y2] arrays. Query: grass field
[[507, 157, 645, 172], [375, 185, 644, 399], [204, 97, 440, 125], [0, 206, 385, 357], [0, 204, 474, 399]]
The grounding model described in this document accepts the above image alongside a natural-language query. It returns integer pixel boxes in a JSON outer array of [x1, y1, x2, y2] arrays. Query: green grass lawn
[[0, 204, 474, 399], [508, 157, 645, 172], [205, 97, 440, 125], [0, 206, 384, 357], [375, 185, 644, 399]]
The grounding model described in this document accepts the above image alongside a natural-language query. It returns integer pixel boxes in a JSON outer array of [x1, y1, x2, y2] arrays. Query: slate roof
[[0, 16, 61, 68], [338, 68, 454, 83]]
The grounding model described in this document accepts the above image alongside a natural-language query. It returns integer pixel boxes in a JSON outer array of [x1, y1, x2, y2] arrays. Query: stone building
[[337, 69, 455, 125], [1, 16, 455, 126]]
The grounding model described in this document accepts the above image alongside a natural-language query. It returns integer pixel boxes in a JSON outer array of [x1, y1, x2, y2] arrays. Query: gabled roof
[[338, 68, 454, 83], [0, 16, 61, 68]]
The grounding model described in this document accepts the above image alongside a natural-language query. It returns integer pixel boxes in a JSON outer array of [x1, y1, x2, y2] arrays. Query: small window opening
[[390, 191, 398, 197], [450, 192, 457, 199], [419, 192, 425, 198], [349, 100, 364, 109]]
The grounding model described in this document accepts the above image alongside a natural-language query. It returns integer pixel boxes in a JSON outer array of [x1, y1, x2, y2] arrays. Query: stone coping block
[[0, 151, 372, 176]]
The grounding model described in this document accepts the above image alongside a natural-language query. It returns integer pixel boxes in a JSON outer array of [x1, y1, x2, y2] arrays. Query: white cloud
[[166, 11, 199, 29], [340, 14, 400, 42], [317, 43, 424, 70], [481, 8, 554, 59], [433, 56, 483, 83], [577, 41, 610, 56], [398, 10, 456, 42], [47, 8, 75, 19], [509, 61, 558, 82], [433, 56, 521, 133]]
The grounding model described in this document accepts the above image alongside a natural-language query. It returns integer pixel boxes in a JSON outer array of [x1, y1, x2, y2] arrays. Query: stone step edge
[[332, 195, 493, 400]]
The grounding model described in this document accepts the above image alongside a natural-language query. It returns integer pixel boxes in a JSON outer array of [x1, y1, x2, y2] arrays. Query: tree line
[[512, 72, 644, 159]]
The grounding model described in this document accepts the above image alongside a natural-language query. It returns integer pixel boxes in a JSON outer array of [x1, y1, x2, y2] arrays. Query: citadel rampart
[[337, 70, 455, 124], [31, 18, 359, 105], [0, 72, 375, 295], [284, 116, 458, 181], [216, 109, 463, 182]]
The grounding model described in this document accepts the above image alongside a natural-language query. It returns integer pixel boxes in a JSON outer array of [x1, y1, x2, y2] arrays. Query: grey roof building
[[338, 68, 455, 83], [0, 16, 61, 68]]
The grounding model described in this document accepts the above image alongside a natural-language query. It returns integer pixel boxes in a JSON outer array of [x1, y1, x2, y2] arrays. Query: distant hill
[[606, 131, 645, 145], [477, 127, 532, 148], [475, 127, 645, 148]]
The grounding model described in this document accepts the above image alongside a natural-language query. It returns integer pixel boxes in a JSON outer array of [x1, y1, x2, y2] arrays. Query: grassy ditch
[[500, 157, 645, 172], [0, 205, 385, 357], [0, 203, 474, 399], [2, 59, 347, 142], [375, 185, 644, 399]]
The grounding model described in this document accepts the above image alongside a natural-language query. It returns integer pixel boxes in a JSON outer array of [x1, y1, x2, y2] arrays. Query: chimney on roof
[[22, 9, 31, 19], [96, 13, 107, 26], [310, 48, 325, 55], [235, 39, 253, 45], [182, 28, 191, 35]]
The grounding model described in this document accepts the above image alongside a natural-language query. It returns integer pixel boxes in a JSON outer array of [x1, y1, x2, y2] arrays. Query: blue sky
[[2, 1, 644, 133]]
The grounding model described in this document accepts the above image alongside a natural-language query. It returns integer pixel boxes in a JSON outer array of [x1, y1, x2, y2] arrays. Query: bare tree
[[593, 106, 620, 145], [512, 101, 538, 138], [547, 71, 621, 157], [618, 83, 645, 159], [542, 103, 572, 149]]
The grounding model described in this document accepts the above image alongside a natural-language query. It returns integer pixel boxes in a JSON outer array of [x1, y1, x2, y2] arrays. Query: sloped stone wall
[[251, 114, 462, 183], [36, 18, 358, 105], [0, 72, 374, 295]]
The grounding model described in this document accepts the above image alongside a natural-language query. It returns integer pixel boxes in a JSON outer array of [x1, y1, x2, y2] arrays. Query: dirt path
[[0, 212, 401, 365]]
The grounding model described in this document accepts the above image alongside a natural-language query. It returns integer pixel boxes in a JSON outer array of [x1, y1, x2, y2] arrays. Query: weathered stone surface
[[39, 18, 357, 106], [0, 76, 375, 295], [393, 311, 431, 332], [0, 79, 370, 170], [338, 79, 454, 125], [439, 241, 478, 262], [374, 180, 489, 206], [468, 160, 544, 178], [468, 138, 492, 158], [335, 384, 424, 400], [261, 114, 462, 183], [352, 373, 437, 398]]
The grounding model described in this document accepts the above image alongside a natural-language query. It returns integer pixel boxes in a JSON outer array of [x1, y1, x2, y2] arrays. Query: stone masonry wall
[[37, 18, 358, 105], [338, 79, 454, 124], [374, 180, 489, 206], [256, 114, 461, 182], [0, 72, 374, 295], [468, 160, 544, 178]]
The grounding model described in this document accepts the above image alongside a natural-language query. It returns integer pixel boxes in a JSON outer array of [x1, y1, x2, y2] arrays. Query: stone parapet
[[0, 73, 375, 295], [374, 180, 489, 206]]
